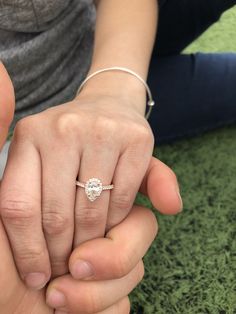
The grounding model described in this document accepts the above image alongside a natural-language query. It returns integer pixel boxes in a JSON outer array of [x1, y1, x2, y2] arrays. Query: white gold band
[[76, 66, 155, 120]]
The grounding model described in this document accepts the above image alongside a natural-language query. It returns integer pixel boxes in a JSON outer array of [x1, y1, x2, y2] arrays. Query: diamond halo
[[84, 178, 103, 202], [76, 178, 114, 201]]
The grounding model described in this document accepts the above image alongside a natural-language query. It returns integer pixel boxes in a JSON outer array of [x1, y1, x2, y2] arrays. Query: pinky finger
[[139, 157, 183, 215]]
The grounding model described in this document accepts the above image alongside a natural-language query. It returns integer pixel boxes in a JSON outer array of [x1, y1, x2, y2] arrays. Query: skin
[[0, 0, 183, 296], [0, 61, 181, 313], [0, 62, 15, 148], [0, 198, 155, 314]]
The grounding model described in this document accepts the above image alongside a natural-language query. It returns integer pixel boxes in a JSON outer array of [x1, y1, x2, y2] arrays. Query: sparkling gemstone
[[85, 178, 103, 202]]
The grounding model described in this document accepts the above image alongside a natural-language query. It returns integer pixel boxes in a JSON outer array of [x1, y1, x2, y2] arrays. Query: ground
[[130, 7, 236, 314]]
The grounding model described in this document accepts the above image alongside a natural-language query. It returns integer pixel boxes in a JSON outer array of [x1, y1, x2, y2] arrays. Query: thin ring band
[[76, 181, 114, 190]]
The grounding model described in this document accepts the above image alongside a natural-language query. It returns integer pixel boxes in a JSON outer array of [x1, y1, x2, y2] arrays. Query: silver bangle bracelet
[[76, 66, 155, 120]]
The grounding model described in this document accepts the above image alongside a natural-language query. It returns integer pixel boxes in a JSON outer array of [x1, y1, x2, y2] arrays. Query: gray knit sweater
[[0, 0, 96, 126]]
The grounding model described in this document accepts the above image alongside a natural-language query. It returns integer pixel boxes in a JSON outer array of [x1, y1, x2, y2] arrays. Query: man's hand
[[0, 217, 52, 313], [46, 205, 157, 313], [0, 202, 156, 314], [0, 61, 15, 149]]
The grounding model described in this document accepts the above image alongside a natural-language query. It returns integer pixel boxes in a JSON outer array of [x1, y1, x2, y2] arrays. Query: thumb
[[68, 205, 157, 281], [0, 61, 15, 150]]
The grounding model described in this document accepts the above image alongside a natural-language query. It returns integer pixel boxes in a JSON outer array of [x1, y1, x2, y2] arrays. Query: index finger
[[69, 205, 157, 280]]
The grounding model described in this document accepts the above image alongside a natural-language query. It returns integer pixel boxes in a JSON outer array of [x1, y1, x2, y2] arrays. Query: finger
[[0, 211, 52, 313], [41, 143, 79, 277], [106, 137, 153, 231], [0, 61, 15, 150], [54, 297, 130, 314], [139, 156, 183, 214], [74, 142, 119, 246], [69, 205, 157, 280], [46, 261, 143, 313], [0, 219, 24, 308], [95, 297, 130, 314], [0, 131, 50, 289], [0, 61, 15, 127]]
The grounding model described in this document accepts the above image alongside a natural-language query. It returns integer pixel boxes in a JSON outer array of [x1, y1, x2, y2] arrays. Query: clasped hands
[[0, 62, 182, 313]]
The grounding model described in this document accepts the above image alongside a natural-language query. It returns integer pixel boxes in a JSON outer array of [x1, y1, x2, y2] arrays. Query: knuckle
[[94, 115, 117, 131], [114, 250, 133, 278], [110, 190, 133, 212], [92, 116, 118, 144], [17, 247, 46, 265], [78, 286, 103, 314], [114, 247, 144, 279], [131, 122, 154, 145], [75, 206, 105, 228], [87, 294, 102, 314], [0, 198, 35, 227], [43, 205, 70, 236], [137, 124, 154, 144], [55, 113, 80, 139]]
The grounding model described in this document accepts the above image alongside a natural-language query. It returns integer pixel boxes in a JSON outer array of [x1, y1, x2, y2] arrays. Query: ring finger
[[73, 143, 119, 247]]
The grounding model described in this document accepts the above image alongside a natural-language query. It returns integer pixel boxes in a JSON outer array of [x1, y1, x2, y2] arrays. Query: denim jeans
[[148, 0, 236, 143]]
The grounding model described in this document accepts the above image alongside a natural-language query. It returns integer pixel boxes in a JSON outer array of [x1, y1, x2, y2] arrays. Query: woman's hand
[[0, 92, 182, 289]]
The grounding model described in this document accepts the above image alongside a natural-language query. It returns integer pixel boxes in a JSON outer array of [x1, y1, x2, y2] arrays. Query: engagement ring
[[76, 178, 114, 202]]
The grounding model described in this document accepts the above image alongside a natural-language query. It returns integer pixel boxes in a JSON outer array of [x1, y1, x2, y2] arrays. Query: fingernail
[[47, 289, 66, 308], [24, 272, 47, 290], [176, 188, 183, 212], [71, 259, 94, 279]]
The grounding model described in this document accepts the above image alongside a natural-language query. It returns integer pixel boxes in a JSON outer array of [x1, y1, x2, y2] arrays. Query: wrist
[[75, 69, 147, 116]]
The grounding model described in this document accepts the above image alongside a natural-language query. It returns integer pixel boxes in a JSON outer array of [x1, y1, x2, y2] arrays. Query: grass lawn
[[130, 7, 236, 314]]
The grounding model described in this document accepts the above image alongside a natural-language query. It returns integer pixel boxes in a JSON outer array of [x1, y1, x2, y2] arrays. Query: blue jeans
[[148, 0, 236, 143]]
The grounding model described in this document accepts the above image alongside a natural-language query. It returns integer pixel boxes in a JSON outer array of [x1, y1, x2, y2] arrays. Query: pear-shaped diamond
[[85, 178, 103, 202]]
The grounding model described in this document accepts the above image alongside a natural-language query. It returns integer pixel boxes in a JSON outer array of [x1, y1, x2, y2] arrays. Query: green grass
[[130, 7, 236, 314]]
